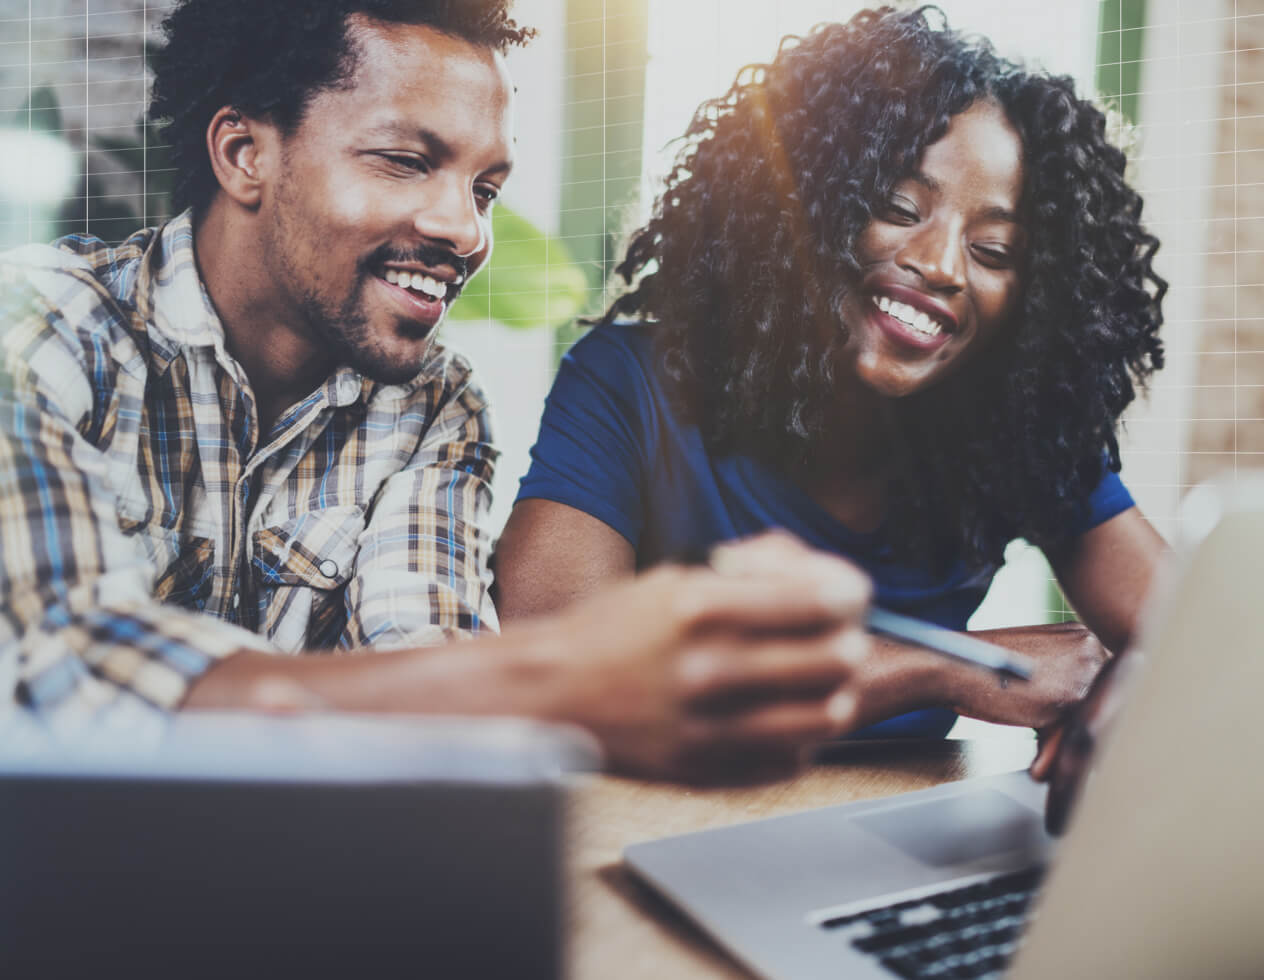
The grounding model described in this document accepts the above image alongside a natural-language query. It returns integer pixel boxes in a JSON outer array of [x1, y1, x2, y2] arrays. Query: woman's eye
[[972, 243, 1015, 268], [882, 199, 918, 223]]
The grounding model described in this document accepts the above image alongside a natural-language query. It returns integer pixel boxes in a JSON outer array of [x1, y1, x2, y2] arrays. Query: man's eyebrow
[[364, 122, 513, 176], [909, 172, 1022, 225]]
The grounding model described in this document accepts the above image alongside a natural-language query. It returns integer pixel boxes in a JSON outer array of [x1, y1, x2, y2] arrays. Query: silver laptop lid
[[1012, 475, 1264, 978]]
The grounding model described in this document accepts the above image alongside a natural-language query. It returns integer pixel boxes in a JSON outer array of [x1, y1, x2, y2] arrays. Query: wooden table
[[567, 734, 1038, 979]]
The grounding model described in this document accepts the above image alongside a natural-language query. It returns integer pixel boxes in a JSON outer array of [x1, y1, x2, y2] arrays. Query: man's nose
[[895, 220, 966, 294], [412, 178, 487, 260]]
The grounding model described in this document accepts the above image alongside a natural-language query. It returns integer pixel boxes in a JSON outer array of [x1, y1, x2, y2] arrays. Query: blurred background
[[0, 0, 1259, 661]]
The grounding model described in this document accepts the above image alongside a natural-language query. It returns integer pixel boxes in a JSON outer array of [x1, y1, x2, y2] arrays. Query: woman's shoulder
[[565, 318, 658, 364]]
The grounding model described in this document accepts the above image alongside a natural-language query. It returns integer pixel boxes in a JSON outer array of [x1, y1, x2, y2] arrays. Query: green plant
[[12, 86, 585, 330]]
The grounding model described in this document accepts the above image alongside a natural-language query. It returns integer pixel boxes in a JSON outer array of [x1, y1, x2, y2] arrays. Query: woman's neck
[[796, 383, 897, 533]]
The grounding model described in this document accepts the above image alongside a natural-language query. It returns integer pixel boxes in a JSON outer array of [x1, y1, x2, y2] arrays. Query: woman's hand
[[1029, 647, 1145, 833], [942, 621, 1110, 730]]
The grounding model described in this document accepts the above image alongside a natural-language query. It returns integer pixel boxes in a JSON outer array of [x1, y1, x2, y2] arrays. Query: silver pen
[[866, 606, 1034, 682]]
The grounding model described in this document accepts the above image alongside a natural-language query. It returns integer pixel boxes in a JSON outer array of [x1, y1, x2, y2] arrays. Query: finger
[[711, 532, 869, 595], [666, 566, 872, 633], [708, 529, 811, 574], [679, 628, 869, 710], [1028, 723, 1066, 781], [688, 697, 851, 747]]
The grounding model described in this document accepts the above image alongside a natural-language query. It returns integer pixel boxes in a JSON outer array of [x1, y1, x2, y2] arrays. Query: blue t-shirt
[[516, 323, 1135, 737]]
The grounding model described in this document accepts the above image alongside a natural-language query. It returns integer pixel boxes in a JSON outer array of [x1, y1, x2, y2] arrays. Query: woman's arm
[[1044, 505, 1166, 654], [495, 501, 1166, 734], [495, 498, 636, 624], [929, 507, 1166, 728]]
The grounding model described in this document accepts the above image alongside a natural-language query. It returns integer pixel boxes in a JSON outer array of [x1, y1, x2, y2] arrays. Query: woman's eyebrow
[[980, 204, 1024, 225]]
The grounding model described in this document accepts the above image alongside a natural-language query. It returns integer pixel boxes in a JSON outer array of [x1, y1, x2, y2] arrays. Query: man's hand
[[1029, 648, 1145, 834], [188, 531, 872, 784], [524, 531, 873, 782]]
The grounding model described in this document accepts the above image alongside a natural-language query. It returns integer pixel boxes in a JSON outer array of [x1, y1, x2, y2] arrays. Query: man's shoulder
[[2, 227, 154, 303], [0, 229, 156, 401]]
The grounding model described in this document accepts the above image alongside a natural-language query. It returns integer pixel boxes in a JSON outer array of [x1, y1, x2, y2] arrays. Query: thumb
[[1029, 723, 1065, 781]]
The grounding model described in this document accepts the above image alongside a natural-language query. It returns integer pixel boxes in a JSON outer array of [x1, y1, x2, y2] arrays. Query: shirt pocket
[[118, 513, 216, 613], [252, 505, 364, 650]]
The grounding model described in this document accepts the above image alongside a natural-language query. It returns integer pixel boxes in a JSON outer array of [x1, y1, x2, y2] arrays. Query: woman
[[495, 6, 1167, 739]]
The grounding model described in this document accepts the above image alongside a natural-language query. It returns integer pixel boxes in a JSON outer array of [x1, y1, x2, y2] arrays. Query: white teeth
[[382, 268, 448, 301], [872, 293, 943, 337]]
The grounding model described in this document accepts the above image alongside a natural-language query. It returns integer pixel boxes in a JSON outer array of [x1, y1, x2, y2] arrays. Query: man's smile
[[371, 268, 451, 330]]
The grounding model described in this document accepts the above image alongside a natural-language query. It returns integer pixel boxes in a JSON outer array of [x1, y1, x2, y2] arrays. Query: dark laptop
[[0, 712, 593, 979]]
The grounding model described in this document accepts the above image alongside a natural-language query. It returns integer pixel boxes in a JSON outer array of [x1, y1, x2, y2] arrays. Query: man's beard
[[294, 241, 471, 386], [297, 273, 432, 387]]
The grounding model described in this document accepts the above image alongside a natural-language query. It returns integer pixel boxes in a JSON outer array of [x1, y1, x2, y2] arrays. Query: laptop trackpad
[[854, 788, 1041, 867]]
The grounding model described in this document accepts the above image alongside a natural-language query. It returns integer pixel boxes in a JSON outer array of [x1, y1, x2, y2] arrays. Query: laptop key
[[831, 867, 1045, 979]]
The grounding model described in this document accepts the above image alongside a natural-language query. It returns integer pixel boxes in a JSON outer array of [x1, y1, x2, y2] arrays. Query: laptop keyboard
[[820, 866, 1045, 979]]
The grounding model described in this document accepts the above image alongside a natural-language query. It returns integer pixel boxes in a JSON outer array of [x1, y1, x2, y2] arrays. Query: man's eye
[[379, 153, 429, 173], [475, 184, 501, 208]]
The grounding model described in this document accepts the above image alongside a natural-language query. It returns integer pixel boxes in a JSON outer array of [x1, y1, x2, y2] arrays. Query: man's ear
[[205, 106, 272, 208]]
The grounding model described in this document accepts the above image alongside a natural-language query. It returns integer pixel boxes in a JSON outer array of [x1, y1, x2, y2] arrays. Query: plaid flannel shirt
[[0, 211, 498, 727]]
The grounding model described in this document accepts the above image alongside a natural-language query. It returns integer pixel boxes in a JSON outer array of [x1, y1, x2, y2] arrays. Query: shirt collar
[[137, 209, 227, 352], [136, 210, 372, 407]]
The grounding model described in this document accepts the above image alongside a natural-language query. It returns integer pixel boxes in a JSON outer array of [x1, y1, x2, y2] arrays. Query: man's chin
[[352, 358, 428, 386], [345, 342, 435, 386]]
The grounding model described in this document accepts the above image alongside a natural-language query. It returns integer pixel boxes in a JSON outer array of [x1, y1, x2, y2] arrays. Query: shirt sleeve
[[0, 270, 267, 730], [340, 353, 500, 649], [1071, 460, 1136, 535], [515, 326, 655, 547]]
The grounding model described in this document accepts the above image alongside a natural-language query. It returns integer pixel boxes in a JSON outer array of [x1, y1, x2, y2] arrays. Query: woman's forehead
[[914, 102, 1026, 213]]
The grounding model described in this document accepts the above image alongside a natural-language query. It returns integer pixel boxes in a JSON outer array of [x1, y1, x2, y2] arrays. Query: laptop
[[0, 712, 596, 979], [624, 474, 1264, 980]]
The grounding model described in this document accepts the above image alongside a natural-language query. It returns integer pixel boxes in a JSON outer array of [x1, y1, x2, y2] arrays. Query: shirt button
[[319, 559, 339, 579]]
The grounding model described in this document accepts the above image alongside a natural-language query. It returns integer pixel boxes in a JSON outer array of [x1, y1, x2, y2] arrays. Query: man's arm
[[1, 290, 876, 780], [342, 354, 500, 649], [2, 353, 875, 781], [0, 279, 269, 725], [188, 533, 874, 783]]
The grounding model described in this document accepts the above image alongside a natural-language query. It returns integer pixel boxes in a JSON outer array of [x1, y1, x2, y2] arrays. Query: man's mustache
[[367, 244, 470, 282]]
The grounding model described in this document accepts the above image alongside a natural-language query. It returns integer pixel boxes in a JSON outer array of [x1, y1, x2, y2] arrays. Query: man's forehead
[[342, 14, 512, 99], [305, 16, 515, 159]]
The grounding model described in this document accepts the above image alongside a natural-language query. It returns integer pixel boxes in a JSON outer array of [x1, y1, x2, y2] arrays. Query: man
[[0, 0, 873, 783]]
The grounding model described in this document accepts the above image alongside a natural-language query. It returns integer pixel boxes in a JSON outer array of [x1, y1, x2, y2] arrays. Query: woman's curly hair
[[599, 5, 1165, 571], [149, 0, 534, 215]]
